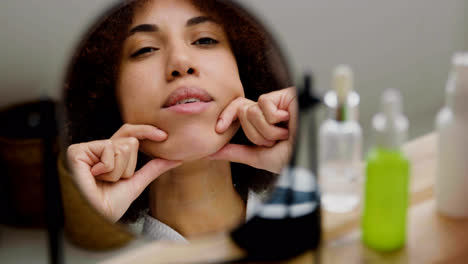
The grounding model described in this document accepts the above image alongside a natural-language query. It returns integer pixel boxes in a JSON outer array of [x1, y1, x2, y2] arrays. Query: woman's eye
[[130, 47, 158, 58], [192, 37, 219, 46]]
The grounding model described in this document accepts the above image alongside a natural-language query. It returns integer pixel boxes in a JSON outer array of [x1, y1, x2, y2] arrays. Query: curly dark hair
[[62, 0, 293, 223]]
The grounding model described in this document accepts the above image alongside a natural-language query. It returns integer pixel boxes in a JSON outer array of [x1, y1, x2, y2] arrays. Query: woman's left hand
[[210, 87, 297, 173]]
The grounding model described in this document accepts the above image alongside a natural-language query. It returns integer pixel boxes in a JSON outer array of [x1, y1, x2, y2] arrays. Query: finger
[[247, 104, 289, 141], [258, 88, 296, 124], [208, 144, 262, 169], [67, 141, 113, 195], [111, 123, 167, 142], [89, 140, 116, 176], [128, 159, 182, 200], [258, 97, 289, 124], [216, 97, 253, 133], [209, 143, 288, 174], [240, 104, 275, 147], [122, 138, 139, 179], [68, 140, 113, 167], [96, 143, 130, 182]]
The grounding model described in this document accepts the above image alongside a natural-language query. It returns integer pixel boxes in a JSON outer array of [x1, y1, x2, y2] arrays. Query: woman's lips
[[164, 101, 213, 114], [163, 86, 213, 114]]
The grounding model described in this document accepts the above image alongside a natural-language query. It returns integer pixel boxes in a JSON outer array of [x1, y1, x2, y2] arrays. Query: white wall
[[1, 0, 467, 148], [0, 0, 117, 108], [236, 0, 468, 149]]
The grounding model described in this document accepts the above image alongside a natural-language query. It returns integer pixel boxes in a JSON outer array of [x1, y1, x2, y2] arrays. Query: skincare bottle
[[318, 65, 362, 213], [362, 89, 410, 252], [435, 52, 468, 218]]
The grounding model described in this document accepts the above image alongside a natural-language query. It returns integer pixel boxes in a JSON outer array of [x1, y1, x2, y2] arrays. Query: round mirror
[[60, 0, 297, 246]]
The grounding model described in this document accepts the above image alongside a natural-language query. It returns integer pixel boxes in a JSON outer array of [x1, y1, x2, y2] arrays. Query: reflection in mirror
[[61, 0, 295, 244]]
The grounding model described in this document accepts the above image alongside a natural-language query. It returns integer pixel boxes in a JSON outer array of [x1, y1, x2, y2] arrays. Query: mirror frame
[[57, 0, 322, 262]]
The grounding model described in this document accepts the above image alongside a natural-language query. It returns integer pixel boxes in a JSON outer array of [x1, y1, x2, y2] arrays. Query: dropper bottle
[[362, 89, 410, 252], [318, 65, 362, 213]]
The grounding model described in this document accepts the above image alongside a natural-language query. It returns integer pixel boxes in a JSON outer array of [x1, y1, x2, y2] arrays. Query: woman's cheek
[[139, 122, 240, 161]]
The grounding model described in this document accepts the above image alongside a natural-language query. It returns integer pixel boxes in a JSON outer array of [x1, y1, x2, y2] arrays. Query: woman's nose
[[165, 45, 197, 81], [170, 67, 195, 78]]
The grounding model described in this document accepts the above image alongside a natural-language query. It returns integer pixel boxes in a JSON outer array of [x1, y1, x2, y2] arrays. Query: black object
[[302, 73, 320, 177], [39, 99, 64, 264], [0, 99, 64, 263], [298, 73, 321, 112], [229, 73, 322, 262], [0, 101, 51, 227]]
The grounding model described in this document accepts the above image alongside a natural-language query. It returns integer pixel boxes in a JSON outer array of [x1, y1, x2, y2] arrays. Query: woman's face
[[117, 0, 244, 161]]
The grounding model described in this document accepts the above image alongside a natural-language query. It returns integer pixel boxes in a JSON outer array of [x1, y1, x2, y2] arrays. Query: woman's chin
[[140, 126, 238, 161], [141, 140, 221, 161]]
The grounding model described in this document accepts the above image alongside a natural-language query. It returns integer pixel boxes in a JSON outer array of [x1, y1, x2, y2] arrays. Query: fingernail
[[279, 110, 290, 120], [264, 140, 275, 147], [157, 129, 168, 138], [216, 117, 224, 131], [171, 161, 183, 167]]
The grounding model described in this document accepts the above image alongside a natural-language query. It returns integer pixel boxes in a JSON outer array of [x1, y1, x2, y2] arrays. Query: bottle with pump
[[435, 52, 468, 218], [362, 89, 410, 252], [318, 65, 362, 213]]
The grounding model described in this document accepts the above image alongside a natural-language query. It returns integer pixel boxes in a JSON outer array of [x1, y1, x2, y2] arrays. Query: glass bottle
[[362, 89, 410, 251], [318, 65, 362, 213]]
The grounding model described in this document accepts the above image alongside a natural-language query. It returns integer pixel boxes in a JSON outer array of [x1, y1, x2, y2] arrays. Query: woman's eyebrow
[[126, 16, 219, 38], [186, 16, 219, 27], [127, 24, 159, 37]]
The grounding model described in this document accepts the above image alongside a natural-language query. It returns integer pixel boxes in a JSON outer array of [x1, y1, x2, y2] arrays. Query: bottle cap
[[325, 65, 359, 121], [333, 65, 353, 104], [453, 53, 468, 91], [372, 89, 408, 149], [452, 52, 468, 66], [447, 52, 468, 114]]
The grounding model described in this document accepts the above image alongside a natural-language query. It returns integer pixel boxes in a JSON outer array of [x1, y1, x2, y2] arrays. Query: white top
[[136, 191, 263, 242]]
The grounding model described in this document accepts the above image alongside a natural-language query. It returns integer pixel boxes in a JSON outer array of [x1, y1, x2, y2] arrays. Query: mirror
[[60, 0, 297, 246]]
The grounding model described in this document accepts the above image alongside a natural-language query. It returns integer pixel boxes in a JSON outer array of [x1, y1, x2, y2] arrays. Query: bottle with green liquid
[[362, 89, 410, 252]]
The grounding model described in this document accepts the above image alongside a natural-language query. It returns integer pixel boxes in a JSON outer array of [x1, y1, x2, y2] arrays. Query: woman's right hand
[[66, 124, 181, 223]]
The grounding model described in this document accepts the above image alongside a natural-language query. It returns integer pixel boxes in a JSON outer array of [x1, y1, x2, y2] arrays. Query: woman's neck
[[148, 159, 245, 239]]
